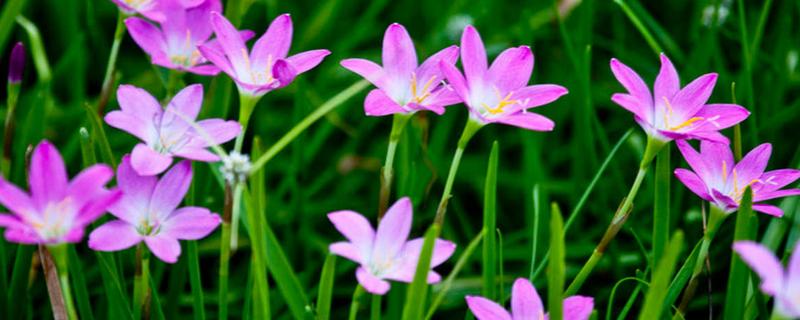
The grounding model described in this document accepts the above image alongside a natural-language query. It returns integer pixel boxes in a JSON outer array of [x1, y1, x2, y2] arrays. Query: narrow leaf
[[482, 141, 499, 299], [640, 231, 684, 319], [548, 203, 565, 320]]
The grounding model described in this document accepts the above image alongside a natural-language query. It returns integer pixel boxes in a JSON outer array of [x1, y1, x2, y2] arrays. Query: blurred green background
[[1, 0, 799, 318]]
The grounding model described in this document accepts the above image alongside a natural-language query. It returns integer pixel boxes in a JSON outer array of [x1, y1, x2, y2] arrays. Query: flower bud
[[8, 42, 24, 84]]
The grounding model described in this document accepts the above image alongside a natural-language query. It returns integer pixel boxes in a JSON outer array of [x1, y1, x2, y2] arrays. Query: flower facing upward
[[89, 156, 221, 263], [328, 197, 456, 295], [125, 0, 253, 75], [610, 54, 749, 143], [105, 84, 241, 176], [675, 140, 800, 216], [341, 23, 460, 116], [466, 278, 594, 320], [439, 25, 568, 131], [733, 241, 800, 318], [0, 141, 121, 244], [199, 13, 331, 97]]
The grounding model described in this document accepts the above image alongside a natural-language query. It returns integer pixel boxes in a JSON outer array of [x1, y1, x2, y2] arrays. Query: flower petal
[[699, 140, 735, 180], [29, 141, 68, 207], [194, 119, 241, 145], [328, 210, 374, 259], [364, 89, 406, 116], [372, 197, 413, 262], [439, 60, 469, 104], [752, 204, 784, 217], [209, 12, 249, 77], [0, 177, 35, 217], [670, 73, 717, 119], [465, 296, 512, 320], [356, 267, 391, 295], [610, 58, 651, 106], [382, 23, 417, 81], [690, 104, 750, 132], [161, 207, 220, 240], [461, 25, 488, 89], [286, 49, 330, 74], [733, 241, 784, 295], [75, 189, 122, 227], [166, 84, 203, 121], [654, 53, 680, 101], [131, 143, 174, 176], [145, 234, 182, 263], [754, 189, 800, 202], [416, 45, 459, 87], [251, 13, 293, 71], [563, 296, 595, 320], [488, 46, 533, 93], [341, 58, 387, 90], [272, 58, 297, 88], [149, 160, 193, 217], [88, 220, 142, 251], [676, 140, 710, 182], [329, 241, 363, 264], [511, 278, 544, 320], [4, 227, 42, 244], [513, 84, 568, 110], [755, 169, 800, 194], [125, 17, 169, 65], [493, 112, 555, 131], [115, 84, 162, 130], [611, 93, 649, 121], [173, 148, 220, 162], [674, 168, 712, 201], [734, 143, 772, 189], [105, 111, 153, 142]]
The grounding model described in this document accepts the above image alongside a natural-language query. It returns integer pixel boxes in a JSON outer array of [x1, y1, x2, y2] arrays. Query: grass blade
[[186, 242, 205, 320], [316, 254, 337, 320], [640, 231, 684, 319], [652, 144, 670, 270], [0, 0, 28, 53], [264, 221, 313, 319], [482, 141, 499, 299], [548, 203, 565, 320], [7, 244, 33, 319], [723, 188, 754, 319], [401, 224, 439, 320], [425, 230, 484, 319], [68, 246, 94, 320]]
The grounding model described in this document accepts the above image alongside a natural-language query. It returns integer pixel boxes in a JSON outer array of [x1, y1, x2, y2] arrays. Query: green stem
[[348, 285, 365, 320], [97, 11, 125, 114], [652, 144, 671, 270], [133, 245, 151, 320], [49, 244, 78, 320], [218, 183, 233, 320], [3, 82, 20, 176], [186, 241, 206, 320], [434, 119, 483, 225], [234, 93, 261, 152], [370, 294, 382, 320], [378, 113, 411, 219]]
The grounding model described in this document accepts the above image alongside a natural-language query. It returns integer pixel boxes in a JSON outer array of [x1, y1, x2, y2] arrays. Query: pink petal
[[754, 189, 800, 202], [610, 58, 651, 106], [251, 13, 293, 71], [382, 23, 417, 80], [161, 207, 220, 240], [676, 140, 710, 182], [363, 89, 406, 116], [340, 58, 387, 90], [422, 85, 461, 110], [372, 197, 413, 261], [149, 160, 193, 217], [145, 234, 182, 263], [511, 278, 544, 320], [439, 60, 469, 104], [465, 296, 512, 320], [691, 104, 750, 132], [329, 241, 363, 264], [116, 155, 157, 204], [654, 53, 680, 101], [493, 112, 555, 131], [786, 243, 800, 296], [67, 165, 113, 200], [563, 296, 594, 320], [755, 169, 800, 194], [488, 46, 533, 93], [115, 84, 162, 127], [75, 189, 122, 226], [700, 140, 735, 180], [209, 12, 249, 77], [173, 148, 220, 162], [272, 59, 297, 88], [124, 18, 169, 65], [460, 25, 488, 89], [0, 178, 35, 217], [687, 130, 729, 144], [105, 111, 153, 142], [4, 227, 42, 244], [166, 84, 203, 121], [185, 65, 221, 76], [752, 204, 784, 217], [198, 43, 234, 76], [195, 119, 241, 144], [415, 45, 459, 86], [670, 73, 717, 119], [734, 143, 772, 189], [513, 84, 568, 110], [131, 143, 174, 176], [611, 93, 649, 121], [674, 168, 712, 202], [328, 210, 374, 260], [0, 215, 24, 229], [29, 141, 68, 207], [356, 267, 391, 295], [88, 220, 142, 251], [286, 49, 330, 74], [733, 241, 784, 295], [385, 238, 455, 283]]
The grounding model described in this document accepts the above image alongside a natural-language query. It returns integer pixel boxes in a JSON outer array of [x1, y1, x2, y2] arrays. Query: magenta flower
[[675, 140, 800, 216], [89, 156, 220, 263], [328, 197, 456, 295], [199, 13, 331, 97], [733, 240, 800, 318], [0, 141, 121, 244], [125, 0, 254, 75], [340, 23, 460, 116], [466, 278, 594, 320], [439, 25, 567, 131], [8, 42, 24, 84], [611, 54, 749, 143], [105, 84, 241, 176]]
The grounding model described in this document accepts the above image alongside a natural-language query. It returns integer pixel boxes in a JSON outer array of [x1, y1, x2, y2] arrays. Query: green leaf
[[639, 231, 684, 319], [316, 254, 337, 320], [264, 221, 313, 319], [83, 103, 116, 168], [548, 203, 565, 320], [0, 0, 28, 53], [482, 141, 499, 299], [68, 246, 94, 320], [401, 225, 440, 320], [652, 144, 670, 270], [724, 188, 754, 319], [425, 230, 484, 319]]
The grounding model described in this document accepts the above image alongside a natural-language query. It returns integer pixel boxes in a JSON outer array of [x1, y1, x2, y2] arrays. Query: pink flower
[[439, 25, 567, 131], [733, 240, 800, 318], [466, 278, 594, 320], [341, 23, 460, 116], [125, 0, 255, 75], [610, 54, 750, 143], [110, 0, 204, 22], [328, 197, 456, 295], [0, 141, 121, 244], [675, 140, 800, 216], [199, 13, 331, 97], [105, 84, 241, 176], [89, 156, 221, 263]]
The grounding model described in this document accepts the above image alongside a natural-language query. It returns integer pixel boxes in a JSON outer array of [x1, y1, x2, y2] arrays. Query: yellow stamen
[[669, 117, 704, 131], [722, 161, 728, 184], [483, 88, 519, 115]]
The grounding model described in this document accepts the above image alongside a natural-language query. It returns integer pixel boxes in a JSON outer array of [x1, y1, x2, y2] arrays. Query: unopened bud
[[8, 42, 25, 84]]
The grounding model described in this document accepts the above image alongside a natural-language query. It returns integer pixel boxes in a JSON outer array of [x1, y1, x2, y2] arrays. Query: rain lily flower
[[675, 140, 800, 216], [439, 25, 568, 131], [341, 23, 460, 116], [611, 54, 749, 143], [199, 13, 331, 97], [0, 141, 121, 244], [8, 42, 24, 84], [125, 0, 254, 75], [89, 156, 221, 263], [466, 278, 594, 320], [327, 197, 456, 295], [105, 84, 241, 176], [733, 240, 800, 318]]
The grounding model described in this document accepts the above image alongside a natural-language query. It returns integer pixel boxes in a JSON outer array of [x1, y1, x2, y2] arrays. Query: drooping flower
[[125, 0, 254, 75], [733, 240, 800, 318], [105, 84, 241, 176], [8, 42, 24, 84], [328, 197, 456, 295], [341, 23, 460, 116], [439, 25, 568, 131], [199, 13, 331, 97], [675, 140, 800, 216], [0, 141, 121, 244], [89, 156, 220, 263], [466, 278, 594, 320], [610, 54, 749, 143]]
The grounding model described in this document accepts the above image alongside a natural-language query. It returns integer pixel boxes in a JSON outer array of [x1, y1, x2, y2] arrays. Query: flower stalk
[[44, 244, 78, 320], [97, 11, 126, 114], [434, 119, 482, 225], [378, 113, 411, 219], [218, 182, 234, 320], [133, 244, 151, 320]]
